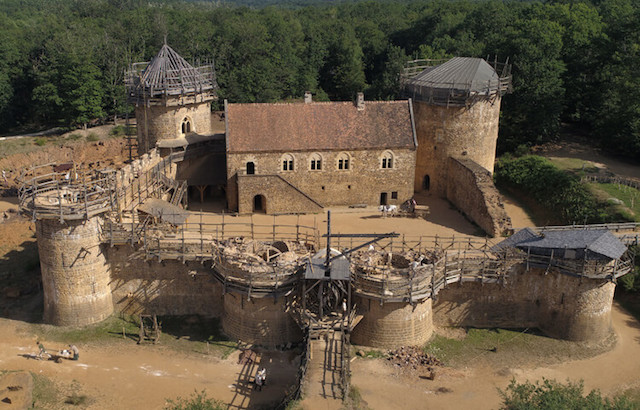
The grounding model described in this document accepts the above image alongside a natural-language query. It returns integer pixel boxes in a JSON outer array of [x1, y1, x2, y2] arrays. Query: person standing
[[254, 369, 264, 391], [36, 341, 48, 360], [69, 344, 79, 360]]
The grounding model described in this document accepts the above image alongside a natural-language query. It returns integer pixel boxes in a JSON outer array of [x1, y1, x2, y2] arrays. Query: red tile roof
[[226, 100, 416, 153]]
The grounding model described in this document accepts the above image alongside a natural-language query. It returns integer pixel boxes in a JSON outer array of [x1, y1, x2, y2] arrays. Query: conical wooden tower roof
[[126, 43, 216, 100]]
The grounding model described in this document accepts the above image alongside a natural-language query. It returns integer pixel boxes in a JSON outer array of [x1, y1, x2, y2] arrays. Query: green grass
[[31, 372, 60, 409], [165, 390, 228, 410], [423, 327, 615, 368], [546, 157, 601, 174], [85, 133, 99, 142], [30, 314, 139, 344], [589, 183, 640, 221]]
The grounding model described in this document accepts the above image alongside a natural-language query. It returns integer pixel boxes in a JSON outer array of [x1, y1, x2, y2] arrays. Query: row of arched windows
[[274, 151, 395, 173]]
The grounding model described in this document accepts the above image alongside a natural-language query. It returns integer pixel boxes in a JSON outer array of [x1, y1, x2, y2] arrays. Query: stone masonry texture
[[351, 296, 433, 348], [413, 99, 500, 196], [227, 149, 416, 213], [446, 157, 512, 236], [37, 216, 114, 326], [433, 265, 615, 342]]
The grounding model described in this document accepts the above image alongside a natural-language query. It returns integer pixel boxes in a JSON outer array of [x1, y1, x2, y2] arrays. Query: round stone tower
[[351, 296, 433, 348], [37, 217, 113, 326], [126, 42, 217, 155], [404, 57, 511, 196], [19, 167, 116, 326]]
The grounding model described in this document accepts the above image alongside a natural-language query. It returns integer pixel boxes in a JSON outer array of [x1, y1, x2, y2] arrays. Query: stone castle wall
[[446, 157, 512, 237], [413, 99, 501, 196], [107, 246, 223, 317], [351, 296, 433, 348], [226, 149, 416, 212], [136, 101, 212, 154], [221, 293, 302, 347], [36, 217, 113, 326], [237, 174, 324, 214], [433, 265, 615, 342]]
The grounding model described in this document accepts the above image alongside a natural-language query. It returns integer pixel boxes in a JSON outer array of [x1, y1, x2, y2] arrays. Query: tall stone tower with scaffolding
[[125, 42, 217, 155], [403, 57, 513, 236], [403, 57, 511, 195]]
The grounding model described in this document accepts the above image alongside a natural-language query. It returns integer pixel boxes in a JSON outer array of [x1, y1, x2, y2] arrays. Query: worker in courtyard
[[254, 368, 264, 391], [69, 344, 79, 360], [36, 341, 48, 360]]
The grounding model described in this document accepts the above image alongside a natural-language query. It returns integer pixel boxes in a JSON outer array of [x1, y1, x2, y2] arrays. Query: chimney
[[304, 91, 312, 104], [356, 92, 365, 111]]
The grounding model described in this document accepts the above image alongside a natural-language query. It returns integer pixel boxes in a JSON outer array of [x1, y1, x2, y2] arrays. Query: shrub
[[500, 378, 635, 409], [164, 390, 227, 410], [34, 137, 46, 146], [85, 133, 99, 142], [109, 125, 126, 137], [495, 155, 603, 224], [66, 133, 82, 141]]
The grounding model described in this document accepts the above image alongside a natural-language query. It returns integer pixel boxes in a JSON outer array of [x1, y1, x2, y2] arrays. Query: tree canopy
[[0, 0, 638, 158]]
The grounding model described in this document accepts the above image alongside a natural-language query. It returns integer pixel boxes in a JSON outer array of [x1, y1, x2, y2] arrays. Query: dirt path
[[536, 139, 640, 180], [351, 304, 640, 409]]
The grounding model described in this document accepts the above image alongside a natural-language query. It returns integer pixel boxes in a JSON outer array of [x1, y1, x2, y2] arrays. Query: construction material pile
[[387, 346, 443, 370], [352, 249, 441, 276], [219, 239, 312, 273]]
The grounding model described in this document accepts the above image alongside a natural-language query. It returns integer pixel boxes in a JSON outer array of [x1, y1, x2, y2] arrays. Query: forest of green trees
[[0, 0, 638, 157]]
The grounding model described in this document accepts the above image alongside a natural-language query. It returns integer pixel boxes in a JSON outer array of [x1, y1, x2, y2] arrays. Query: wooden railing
[[19, 167, 117, 222]]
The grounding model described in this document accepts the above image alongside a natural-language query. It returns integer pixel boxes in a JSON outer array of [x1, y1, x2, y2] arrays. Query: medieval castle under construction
[[18, 44, 635, 374]]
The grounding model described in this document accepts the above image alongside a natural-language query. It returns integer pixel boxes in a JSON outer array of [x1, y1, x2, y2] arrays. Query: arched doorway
[[423, 175, 430, 191], [253, 195, 266, 213]]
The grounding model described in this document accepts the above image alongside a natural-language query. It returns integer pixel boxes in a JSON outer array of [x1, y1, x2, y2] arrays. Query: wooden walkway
[[303, 329, 349, 402]]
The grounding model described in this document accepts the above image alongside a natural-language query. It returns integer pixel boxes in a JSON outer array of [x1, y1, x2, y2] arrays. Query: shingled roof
[[226, 100, 416, 153], [409, 57, 500, 93], [494, 228, 627, 260], [403, 57, 511, 106]]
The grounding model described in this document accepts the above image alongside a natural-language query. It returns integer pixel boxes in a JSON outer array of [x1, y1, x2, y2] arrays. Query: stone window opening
[[281, 154, 294, 172], [310, 153, 322, 171], [246, 161, 255, 175], [181, 117, 192, 135], [381, 151, 394, 169], [391, 191, 398, 200], [337, 152, 351, 170]]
